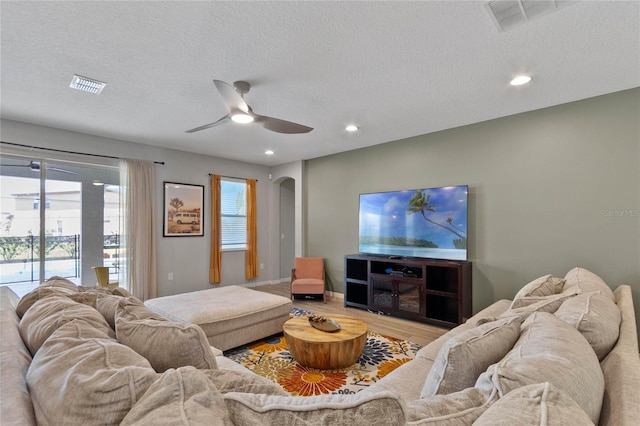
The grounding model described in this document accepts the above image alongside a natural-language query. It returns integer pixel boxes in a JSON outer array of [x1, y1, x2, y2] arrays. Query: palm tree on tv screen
[[407, 190, 467, 248]]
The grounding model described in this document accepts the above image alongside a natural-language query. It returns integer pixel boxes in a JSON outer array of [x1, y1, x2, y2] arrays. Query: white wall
[[1, 119, 275, 296]]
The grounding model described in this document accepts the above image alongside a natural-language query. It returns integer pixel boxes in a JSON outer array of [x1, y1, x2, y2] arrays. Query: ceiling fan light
[[510, 75, 532, 86], [231, 113, 254, 124]]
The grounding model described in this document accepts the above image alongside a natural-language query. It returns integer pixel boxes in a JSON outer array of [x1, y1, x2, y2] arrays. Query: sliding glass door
[[0, 155, 120, 296]]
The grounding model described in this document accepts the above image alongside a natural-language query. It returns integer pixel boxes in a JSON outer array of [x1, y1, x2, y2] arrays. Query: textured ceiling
[[1, 1, 638, 166]]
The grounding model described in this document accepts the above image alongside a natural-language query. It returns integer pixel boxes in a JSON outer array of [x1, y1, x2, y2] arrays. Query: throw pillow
[[475, 312, 604, 423], [473, 382, 593, 426], [96, 294, 126, 329], [562, 267, 615, 301], [407, 387, 497, 425], [115, 308, 217, 372], [223, 390, 406, 426], [554, 291, 621, 360], [496, 291, 577, 323], [27, 319, 158, 426], [19, 295, 115, 355], [420, 316, 521, 397], [39, 276, 78, 292], [65, 291, 98, 308], [117, 296, 167, 321], [510, 274, 566, 309], [121, 366, 233, 426], [110, 286, 133, 297], [16, 287, 71, 318]]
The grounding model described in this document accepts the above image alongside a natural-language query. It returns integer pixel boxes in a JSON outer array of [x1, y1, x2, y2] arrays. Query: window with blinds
[[220, 179, 247, 250]]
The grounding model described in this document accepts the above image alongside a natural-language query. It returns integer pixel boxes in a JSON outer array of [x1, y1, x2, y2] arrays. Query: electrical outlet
[[168, 273, 174, 281], [260, 263, 264, 270]]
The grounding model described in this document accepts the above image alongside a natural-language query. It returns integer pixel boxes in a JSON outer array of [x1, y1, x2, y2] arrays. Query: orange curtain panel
[[209, 174, 222, 283], [245, 179, 258, 279]]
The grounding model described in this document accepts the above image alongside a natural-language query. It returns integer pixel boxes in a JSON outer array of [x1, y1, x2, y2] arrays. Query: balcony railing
[[0, 234, 83, 284]]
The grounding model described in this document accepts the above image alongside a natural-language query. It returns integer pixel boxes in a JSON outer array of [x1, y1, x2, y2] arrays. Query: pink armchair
[[291, 257, 326, 303]]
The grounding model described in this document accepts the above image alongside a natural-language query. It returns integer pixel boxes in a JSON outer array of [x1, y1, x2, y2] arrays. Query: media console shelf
[[344, 254, 471, 328]]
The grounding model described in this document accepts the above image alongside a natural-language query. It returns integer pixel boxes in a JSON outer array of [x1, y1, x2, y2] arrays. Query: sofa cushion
[[223, 390, 406, 426], [421, 316, 521, 397], [475, 312, 604, 423], [39, 276, 79, 292], [475, 292, 577, 325], [555, 291, 621, 360], [562, 267, 615, 301], [406, 387, 497, 425], [121, 366, 233, 426], [78, 285, 132, 298], [417, 299, 512, 362], [599, 285, 640, 426], [27, 319, 158, 425], [473, 382, 593, 426], [116, 306, 217, 372], [16, 286, 77, 318], [202, 369, 288, 396], [363, 355, 435, 402], [19, 295, 115, 355], [510, 274, 566, 309], [118, 296, 167, 320], [96, 293, 126, 329], [0, 287, 36, 426]]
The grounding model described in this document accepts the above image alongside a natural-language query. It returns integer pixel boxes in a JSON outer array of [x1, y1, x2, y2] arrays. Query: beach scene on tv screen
[[359, 185, 468, 261]]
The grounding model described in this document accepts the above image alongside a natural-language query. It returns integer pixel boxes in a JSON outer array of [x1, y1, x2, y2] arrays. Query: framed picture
[[163, 182, 204, 237]]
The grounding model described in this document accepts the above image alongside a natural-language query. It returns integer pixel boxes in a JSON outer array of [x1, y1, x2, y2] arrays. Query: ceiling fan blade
[[47, 167, 78, 175], [253, 114, 313, 134], [213, 80, 249, 113], [1, 162, 77, 175], [185, 114, 231, 133]]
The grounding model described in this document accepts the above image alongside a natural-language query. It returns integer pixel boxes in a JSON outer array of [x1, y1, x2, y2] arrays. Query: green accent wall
[[306, 88, 640, 330]]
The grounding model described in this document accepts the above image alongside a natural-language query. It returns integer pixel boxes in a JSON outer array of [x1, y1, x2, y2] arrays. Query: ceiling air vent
[[69, 75, 106, 94], [485, 0, 577, 32]]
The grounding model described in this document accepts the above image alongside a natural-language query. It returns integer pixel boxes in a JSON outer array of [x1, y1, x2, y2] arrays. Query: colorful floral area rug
[[225, 308, 422, 396]]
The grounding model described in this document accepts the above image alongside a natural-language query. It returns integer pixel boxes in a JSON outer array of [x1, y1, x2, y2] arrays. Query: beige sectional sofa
[[1, 267, 639, 425]]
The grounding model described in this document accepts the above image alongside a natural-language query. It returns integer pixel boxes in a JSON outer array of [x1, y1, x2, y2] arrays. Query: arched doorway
[[279, 178, 295, 281]]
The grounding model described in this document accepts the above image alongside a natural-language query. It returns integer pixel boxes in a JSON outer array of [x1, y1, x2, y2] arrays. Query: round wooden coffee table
[[283, 314, 368, 370]]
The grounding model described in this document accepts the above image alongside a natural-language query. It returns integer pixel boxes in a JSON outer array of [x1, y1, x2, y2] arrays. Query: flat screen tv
[[359, 185, 468, 261]]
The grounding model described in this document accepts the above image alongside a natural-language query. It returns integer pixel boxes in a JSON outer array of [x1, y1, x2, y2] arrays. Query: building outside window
[[220, 178, 247, 250], [0, 155, 120, 296]]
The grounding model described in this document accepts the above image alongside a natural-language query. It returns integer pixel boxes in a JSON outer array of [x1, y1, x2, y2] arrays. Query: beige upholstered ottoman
[[144, 285, 292, 351]]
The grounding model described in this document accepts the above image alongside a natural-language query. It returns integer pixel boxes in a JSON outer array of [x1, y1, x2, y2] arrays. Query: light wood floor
[[254, 282, 448, 346]]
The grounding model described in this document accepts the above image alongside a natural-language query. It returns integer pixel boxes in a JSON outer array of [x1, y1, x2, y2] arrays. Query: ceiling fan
[[1, 161, 78, 175], [185, 80, 313, 134]]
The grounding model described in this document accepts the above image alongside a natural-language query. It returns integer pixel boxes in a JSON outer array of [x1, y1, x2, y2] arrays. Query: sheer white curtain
[[119, 159, 157, 300]]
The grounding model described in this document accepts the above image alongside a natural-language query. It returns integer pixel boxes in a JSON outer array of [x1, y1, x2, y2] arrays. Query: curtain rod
[[208, 173, 258, 182], [0, 140, 165, 165]]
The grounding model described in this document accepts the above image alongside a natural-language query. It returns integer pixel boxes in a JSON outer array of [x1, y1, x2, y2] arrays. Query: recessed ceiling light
[[231, 112, 254, 124], [70, 75, 106, 94], [92, 180, 104, 186], [265, 150, 274, 155], [510, 75, 532, 86], [345, 124, 358, 132]]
